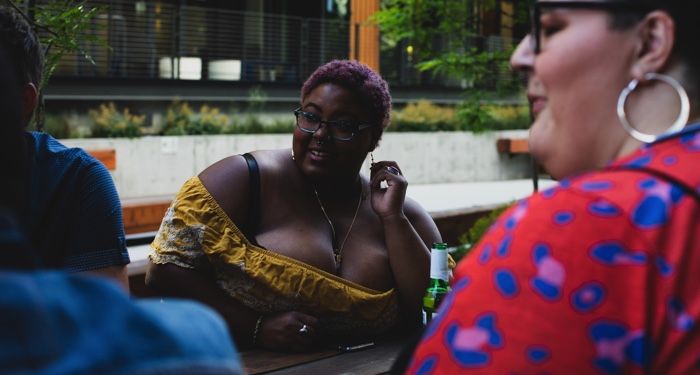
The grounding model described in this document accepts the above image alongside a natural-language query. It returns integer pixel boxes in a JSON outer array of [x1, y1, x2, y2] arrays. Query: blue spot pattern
[[633, 196, 668, 229], [588, 199, 621, 217], [662, 155, 678, 165], [580, 180, 614, 192], [667, 297, 695, 332], [414, 356, 437, 375], [589, 242, 647, 266], [632, 178, 683, 230], [494, 268, 519, 298], [541, 187, 558, 199], [623, 154, 653, 168], [530, 244, 564, 301], [570, 282, 606, 313], [655, 256, 674, 277], [478, 244, 493, 265], [680, 132, 700, 151], [589, 321, 650, 374], [497, 236, 512, 258], [553, 210, 574, 225], [444, 313, 503, 368], [639, 178, 656, 189], [526, 346, 550, 364]]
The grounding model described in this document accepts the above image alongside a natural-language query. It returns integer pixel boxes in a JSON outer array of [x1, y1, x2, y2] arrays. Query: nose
[[510, 35, 535, 72], [312, 121, 332, 141]]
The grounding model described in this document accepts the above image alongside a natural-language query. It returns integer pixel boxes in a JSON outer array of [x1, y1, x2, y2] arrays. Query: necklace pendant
[[334, 252, 342, 267]]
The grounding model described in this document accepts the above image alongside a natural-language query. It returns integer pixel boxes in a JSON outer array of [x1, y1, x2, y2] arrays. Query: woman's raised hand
[[369, 161, 407, 220], [257, 311, 318, 351]]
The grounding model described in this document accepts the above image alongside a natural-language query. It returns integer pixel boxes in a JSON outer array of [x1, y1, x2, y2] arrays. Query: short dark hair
[[301, 60, 392, 148], [0, 5, 43, 87], [608, 1, 699, 89]]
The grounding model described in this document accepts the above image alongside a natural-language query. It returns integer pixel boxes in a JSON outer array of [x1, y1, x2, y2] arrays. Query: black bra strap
[[242, 153, 261, 242]]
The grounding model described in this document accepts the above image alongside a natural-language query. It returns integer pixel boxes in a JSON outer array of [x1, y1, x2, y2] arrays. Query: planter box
[[62, 130, 532, 200]]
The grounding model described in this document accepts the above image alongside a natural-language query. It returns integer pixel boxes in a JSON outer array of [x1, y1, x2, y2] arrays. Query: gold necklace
[[312, 182, 364, 272]]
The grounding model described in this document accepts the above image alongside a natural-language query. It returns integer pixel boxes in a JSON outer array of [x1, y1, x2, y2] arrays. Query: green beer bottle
[[422, 242, 449, 325]]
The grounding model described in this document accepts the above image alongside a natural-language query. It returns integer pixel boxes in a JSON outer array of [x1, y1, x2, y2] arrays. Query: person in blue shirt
[[0, 15, 243, 374], [0, 6, 129, 289]]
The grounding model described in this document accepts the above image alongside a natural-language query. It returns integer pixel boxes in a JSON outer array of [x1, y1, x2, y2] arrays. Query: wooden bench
[[86, 149, 117, 170], [496, 137, 529, 156], [121, 198, 172, 235]]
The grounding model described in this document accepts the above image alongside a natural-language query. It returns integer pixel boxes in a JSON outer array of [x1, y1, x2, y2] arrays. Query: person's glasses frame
[[530, 1, 652, 54], [293, 107, 374, 141]]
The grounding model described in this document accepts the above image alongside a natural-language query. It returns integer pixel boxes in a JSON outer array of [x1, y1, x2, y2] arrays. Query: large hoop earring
[[617, 72, 689, 143]]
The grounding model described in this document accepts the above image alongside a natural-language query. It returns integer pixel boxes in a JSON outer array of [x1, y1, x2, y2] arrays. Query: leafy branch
[[5, 0, 105, 89]]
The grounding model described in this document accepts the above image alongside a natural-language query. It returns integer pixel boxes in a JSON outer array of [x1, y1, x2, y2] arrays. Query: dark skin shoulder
[[403, 196, 442, 249]]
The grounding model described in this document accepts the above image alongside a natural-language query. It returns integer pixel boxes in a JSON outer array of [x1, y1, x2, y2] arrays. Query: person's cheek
[[528, 106, 555, 166]]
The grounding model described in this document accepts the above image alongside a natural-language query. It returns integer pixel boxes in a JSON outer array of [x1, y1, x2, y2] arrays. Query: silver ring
[[298, 324, 309, 334], [386, 166, 400, 175]]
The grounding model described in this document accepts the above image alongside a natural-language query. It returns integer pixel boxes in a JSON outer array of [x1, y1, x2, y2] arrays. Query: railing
[[49, 0, 349, 83], [37, 0, 520, 89]]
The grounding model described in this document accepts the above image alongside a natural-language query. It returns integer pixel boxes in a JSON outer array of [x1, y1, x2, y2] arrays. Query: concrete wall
[[62, 130, 531, 200]]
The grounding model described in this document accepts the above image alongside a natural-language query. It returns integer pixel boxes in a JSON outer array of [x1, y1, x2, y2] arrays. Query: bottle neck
[[429, 246, 449, 282], [427, 277, 449, 290]]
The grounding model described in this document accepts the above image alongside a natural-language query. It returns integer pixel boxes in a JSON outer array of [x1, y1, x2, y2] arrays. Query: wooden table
[[241, 338, 407, 375]]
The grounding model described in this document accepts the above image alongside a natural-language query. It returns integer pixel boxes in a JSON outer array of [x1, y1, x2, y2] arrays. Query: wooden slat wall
[[122, 200, 172, 234], [87, 149, 116, 171], [350, 0, 380, 73]]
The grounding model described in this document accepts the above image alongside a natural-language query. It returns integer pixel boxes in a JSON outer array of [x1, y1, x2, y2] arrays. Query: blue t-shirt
[[22, 132, 129, 272], [0, 271, 243, 374]]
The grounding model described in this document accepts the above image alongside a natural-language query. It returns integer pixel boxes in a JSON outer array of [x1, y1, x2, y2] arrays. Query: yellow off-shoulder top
[[149, 177, 399, 337]]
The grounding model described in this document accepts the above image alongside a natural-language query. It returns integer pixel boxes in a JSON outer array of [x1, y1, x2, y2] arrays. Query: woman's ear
[[631, 10, 676, 80], [21, 83, 38, 128]]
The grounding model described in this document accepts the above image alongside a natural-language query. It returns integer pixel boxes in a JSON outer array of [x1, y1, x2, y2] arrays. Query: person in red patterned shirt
[[408, 1, 700, 374]]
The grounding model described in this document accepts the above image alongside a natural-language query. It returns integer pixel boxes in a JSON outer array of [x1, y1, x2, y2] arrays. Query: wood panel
[[86, 149, 116, 171], [350, 0, 380, 72], [496, 138, 529, 155], [122, 200, 171, 234]]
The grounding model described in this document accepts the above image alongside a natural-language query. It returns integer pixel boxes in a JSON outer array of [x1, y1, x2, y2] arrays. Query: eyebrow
[[301, 103, 358, 119]]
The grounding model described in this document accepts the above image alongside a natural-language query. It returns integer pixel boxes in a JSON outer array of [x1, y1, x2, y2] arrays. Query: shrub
[[451, 204, 511, 262], [265, 118, 295, 134], [89, 103, 144, 138], [456, 97, 495, 133], [42, 114, 71, 139], [391, 100, 457, 132], [162, 101, 228, 135], [162, 101, 194, 135], [486, 104, 530, 131]]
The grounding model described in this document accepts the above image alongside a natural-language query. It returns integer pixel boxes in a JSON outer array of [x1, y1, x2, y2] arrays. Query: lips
[[309, 148, 332, 162], [528, 94, 547, 117]]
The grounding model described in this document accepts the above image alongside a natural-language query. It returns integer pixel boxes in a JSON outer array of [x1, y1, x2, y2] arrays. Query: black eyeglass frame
[[530, 1, 653, 54], [293, 107, 374, 141]]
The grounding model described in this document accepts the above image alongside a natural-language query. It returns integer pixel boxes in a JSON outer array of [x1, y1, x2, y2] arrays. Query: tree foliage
[[5, 0, 104, 89], [372, 0, 530, 88]]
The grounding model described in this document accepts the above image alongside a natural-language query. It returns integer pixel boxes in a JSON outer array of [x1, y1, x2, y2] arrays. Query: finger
[[370, 168, 390, 189], [386, 165, 401, 176]]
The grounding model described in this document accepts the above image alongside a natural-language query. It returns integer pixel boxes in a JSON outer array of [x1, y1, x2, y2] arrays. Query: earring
[[291, 149, 295, 161], [617, 72, 689, 143], [370, 152, 375, 166]]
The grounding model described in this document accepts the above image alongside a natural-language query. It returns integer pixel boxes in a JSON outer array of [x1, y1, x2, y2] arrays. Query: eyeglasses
[[530, 1, 651, 54], [293, 107, 374, 141]]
